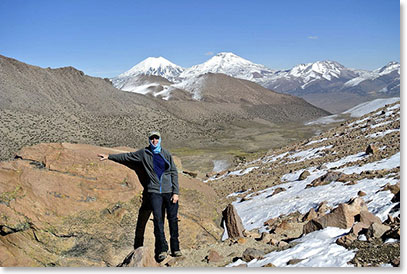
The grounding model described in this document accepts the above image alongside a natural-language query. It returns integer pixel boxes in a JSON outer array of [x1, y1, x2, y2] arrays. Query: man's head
[[148, 131, 161, 146]]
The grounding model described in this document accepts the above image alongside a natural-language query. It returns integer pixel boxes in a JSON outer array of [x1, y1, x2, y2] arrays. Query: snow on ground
[[366, 129, 400, 139], [286, 145, 333, 163], [212, 160, 230, 173], [222, 99, 400, 267], [303, 137, 328, 146], [232, 153, 398, 233], [204, 166, 259, 182], [227, 227, 355, 267], [261, 151, 288, 164], [339, 152, 400, 175], [343, 97, 400, 118], [226, 150, 398, 267], [305, 114, 344, 125], [306, 97, 399, 125]]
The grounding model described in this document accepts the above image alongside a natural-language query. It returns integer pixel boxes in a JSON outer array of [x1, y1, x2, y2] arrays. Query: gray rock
[[242, 248, 264, 262], [117, 247, 158, 267]]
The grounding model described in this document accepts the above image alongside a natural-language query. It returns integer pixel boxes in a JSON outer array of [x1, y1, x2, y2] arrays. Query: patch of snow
[[325, 152, 368, 169], [366, 129, 400, 139], [305, 114, 344, 125], [227, 228, 355, 267], [343, 98, 400, 118], [339, 152, 400, 175], [286, 145, 333, 164], [212, 160, 229, 173], [304, 138, 328, 146], [204, 166, 259, 182]]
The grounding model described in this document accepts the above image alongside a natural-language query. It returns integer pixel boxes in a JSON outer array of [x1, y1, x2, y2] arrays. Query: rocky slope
[[0, 143, 222, 266], [0, 54, 329, 164], [0, 55, 207, 162], [0, 98, 400, 267], [171, 99, 400, 267]]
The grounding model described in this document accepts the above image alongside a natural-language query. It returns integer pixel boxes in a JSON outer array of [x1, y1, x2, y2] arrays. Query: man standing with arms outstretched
[[98, 131, 181, 262]]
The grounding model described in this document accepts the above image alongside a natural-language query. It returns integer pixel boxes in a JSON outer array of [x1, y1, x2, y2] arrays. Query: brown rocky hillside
[[0, 55, 329, 163]]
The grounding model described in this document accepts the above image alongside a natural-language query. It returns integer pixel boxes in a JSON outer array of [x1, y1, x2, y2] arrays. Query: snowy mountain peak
[[179, 52, 275, 80], [288, 60, 347, 83], [375, 61, 400, 75], [291, 60, 344, 76], [117, 56, 184, 82]]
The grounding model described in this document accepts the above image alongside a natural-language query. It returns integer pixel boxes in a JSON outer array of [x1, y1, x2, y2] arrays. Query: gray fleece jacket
[[108, 147, 179, 195]]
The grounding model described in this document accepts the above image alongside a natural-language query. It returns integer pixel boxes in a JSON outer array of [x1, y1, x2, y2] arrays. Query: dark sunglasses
[[149, 135, 160, 140]]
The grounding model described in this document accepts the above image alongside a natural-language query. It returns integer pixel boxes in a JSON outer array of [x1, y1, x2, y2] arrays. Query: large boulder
[[0, 143, 222, 266], [303, 198, 367, 234], [222, 204, 245, 239]]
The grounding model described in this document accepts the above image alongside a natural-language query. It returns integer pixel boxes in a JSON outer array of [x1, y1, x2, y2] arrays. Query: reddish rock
[[237, 237, 247, 244], [205, 249, 223, 263], [0, 143, 221, 267]]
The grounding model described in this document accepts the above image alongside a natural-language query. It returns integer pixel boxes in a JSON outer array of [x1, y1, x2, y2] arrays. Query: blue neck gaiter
[[149, 138, 162, 154]]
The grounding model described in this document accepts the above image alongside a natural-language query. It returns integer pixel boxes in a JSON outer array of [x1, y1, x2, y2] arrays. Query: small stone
[[205, 249, 223, 263], [287, 258, 304, 265], [336, 233, 357, 248], [237, 237, 247, 244], [298, 170, 310, 180], [262, 263, 276, 267], [277, 241, 288, 248], [357, 191, 366, 197], [263, 218, 276, 227], [366, 144, 378, 155]]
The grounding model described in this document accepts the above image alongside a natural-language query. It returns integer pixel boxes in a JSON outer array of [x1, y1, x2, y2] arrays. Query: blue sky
[[0, 0, 400, 77]]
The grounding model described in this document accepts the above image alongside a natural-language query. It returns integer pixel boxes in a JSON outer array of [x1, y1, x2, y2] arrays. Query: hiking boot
[[172, 250, 182, 257], [157, 252, 167, 262]]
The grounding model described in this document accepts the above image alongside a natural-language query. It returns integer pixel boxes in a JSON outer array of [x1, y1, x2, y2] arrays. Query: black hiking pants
[[150, 192, 180, 255]]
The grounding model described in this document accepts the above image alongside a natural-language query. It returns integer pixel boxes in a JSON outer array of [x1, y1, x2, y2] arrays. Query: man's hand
[[98, 154, 108, 161], [171, 194, 179, 203]]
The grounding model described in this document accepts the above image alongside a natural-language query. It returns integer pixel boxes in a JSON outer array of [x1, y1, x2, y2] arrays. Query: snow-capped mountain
[[179, 52, 276, 81], [344, 62, 400, 90], [115, 56, 184, 83], [260, 60, 359, 92], [111, 53, 399, 113]]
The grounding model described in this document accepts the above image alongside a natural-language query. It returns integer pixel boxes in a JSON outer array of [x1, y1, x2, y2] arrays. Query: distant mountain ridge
[[0, 54, 329, 161], [112, 53, 399, 113]]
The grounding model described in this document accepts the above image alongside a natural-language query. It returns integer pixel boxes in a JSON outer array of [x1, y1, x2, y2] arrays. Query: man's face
[[149, 135, 160, 146]]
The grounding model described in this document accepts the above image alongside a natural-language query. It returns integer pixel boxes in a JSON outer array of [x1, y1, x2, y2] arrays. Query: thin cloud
[[308, 36, 319, 40]]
